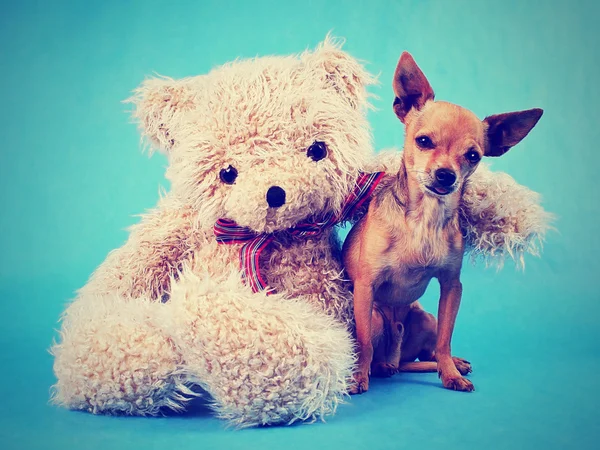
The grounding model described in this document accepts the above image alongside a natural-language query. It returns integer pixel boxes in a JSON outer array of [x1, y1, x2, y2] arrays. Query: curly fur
[[461, 163, 553, 267], [51, 37, 551, 427]]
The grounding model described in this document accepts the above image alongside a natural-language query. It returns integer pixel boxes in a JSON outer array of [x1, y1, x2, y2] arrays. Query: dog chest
[[373, 265, 436, 306]]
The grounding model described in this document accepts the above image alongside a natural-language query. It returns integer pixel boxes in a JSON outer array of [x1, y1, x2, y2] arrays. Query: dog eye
[[219, 165, 238, 184], [307, 141, 328, 161], [415, 135, 435, 149], [465, 149, 481, 164]]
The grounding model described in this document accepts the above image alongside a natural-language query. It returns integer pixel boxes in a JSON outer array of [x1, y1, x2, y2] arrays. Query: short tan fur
[[343, 52, 543, 394]]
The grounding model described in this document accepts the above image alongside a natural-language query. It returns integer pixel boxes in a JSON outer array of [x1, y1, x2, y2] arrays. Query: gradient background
[[1, 0, 598, 449]]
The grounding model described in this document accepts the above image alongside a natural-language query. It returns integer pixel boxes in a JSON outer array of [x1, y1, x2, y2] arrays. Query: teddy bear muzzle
[[266, 186, 286, 208]]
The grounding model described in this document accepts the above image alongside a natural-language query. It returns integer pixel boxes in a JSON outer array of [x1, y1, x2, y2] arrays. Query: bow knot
[[215, 172, 385, 294]]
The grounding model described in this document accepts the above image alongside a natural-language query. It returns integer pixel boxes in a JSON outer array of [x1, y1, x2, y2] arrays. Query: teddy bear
[[51, 37, 550, 428]]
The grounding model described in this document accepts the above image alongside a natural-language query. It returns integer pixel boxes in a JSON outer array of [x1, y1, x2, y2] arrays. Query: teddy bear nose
[[266, 186, 286, 208]]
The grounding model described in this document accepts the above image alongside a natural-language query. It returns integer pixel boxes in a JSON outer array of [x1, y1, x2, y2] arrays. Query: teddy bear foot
[[162, 269, 356, 427], [51, 293, 196, 416]]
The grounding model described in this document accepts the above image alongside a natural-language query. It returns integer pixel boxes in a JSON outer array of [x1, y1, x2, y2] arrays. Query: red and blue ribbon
[[214, 172, 385, 294]]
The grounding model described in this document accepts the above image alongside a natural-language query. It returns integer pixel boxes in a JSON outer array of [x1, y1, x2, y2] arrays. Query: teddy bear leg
[[51, 294, 196, 415], [162, 269, 355, 428]]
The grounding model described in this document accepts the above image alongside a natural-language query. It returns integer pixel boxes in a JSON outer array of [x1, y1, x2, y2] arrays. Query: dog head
[[392, 52, 543, 198]]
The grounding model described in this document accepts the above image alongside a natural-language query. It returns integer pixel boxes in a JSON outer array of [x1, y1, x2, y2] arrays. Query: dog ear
[[483, 108, 543, 157], [392, 52, 435, 122], [126, 77, 200, 154]]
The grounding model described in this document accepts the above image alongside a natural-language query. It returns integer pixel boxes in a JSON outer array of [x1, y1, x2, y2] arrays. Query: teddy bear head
[[130, 37, 376, 233]]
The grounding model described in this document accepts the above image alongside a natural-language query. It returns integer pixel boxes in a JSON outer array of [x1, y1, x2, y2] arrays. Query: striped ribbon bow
[[214, 172, 385, 294]]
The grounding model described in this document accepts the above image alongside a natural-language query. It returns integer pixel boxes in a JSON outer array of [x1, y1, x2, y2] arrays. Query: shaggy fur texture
[[51, 37, 551, 427]]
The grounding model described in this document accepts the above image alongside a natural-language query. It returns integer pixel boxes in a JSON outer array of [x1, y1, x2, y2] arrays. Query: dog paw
[[452, 357, 472, 376], [371, 363, 399, 378], [442, 375, 474, 392], [349, 372, 369, 395]]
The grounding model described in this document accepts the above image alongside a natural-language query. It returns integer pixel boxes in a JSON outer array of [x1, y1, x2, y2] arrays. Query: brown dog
[[343, 52, 542, 394]]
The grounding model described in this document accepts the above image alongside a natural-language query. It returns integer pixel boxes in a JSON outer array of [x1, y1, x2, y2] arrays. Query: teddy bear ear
[[301, 34, 376, 110], [126, 76, 199, 154]]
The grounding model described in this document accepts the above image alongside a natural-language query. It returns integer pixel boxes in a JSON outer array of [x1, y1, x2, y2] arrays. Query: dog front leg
[[350, 281, 374, 394], [436, 276, 474, 392]]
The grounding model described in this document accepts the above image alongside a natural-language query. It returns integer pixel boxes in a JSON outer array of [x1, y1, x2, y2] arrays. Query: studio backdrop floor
[[1, 1, 598, 449]]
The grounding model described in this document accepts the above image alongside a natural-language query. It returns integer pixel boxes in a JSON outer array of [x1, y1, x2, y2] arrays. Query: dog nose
[[266, 186, 286, 208], [435, 169, 457, 187]]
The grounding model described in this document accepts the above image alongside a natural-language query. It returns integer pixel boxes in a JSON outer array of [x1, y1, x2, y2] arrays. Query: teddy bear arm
[[362, 151, 552, 266], [81, 199, 200, 300], [460, 164, 552, 267]]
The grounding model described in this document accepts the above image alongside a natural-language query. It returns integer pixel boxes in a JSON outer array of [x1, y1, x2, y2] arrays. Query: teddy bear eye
[[306, 141, 328, 162], [219, 165, 238, 184]]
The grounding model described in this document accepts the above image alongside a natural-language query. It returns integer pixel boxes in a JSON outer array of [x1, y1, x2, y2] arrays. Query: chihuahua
[[343, 52, 542, 394]]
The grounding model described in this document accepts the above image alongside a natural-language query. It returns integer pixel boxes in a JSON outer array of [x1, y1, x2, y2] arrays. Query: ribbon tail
[[240, 234, 276, 294]]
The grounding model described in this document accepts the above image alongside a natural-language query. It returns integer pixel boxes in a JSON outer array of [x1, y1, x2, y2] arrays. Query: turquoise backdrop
[[1, 0, 598, 449]]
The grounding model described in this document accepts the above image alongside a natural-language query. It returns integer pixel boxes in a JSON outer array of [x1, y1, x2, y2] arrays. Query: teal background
[[1, 0, 598, 449]]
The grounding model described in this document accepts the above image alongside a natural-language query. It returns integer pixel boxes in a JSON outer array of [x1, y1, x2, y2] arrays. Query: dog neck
[[395, 157, 461, 230]]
